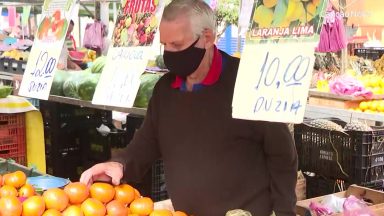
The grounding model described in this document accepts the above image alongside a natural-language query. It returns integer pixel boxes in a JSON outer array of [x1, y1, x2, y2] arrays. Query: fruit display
[[0, 170, 189, 216], [350, 100, 384, 114], [1, 50, 30, 61], [112, 12, 158, 47], [37, 10, 68, 42], [251, 0, 324, 30]]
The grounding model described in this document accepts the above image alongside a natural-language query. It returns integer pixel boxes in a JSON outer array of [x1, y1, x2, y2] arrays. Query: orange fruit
[[43, 188, 69, 211], [0, 185, 18, 197], [173, 211, 188, 216], [4, 171, 26, 189], [64, 182, 89, 204], [106, 200, 128, 216], [63, 205, 83, 216], [19, 184, 35, 198], [42, 209, 62, 216], [149, 209, 173, 216], [134, 189, 141, 199], [129, 197, 154, 215], [81, 198, 106, 216], [0, 195, 22, 216], [0, 175, 2, 187], [114, 184, 135, 205], [90, 182, 115, 203], [22, 195, 45, 216]]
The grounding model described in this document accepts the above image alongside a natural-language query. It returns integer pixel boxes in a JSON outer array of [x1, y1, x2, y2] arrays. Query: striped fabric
[[0, 95, 37, 113]]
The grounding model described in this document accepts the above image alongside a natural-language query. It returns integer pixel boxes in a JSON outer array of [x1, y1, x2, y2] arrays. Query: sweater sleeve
[[263, 122, 298, 216], [111, 89, 161, 183]]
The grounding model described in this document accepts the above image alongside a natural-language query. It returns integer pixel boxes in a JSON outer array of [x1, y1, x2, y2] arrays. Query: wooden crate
[[296, 185, 384, 216], [308, 89, 384, 109]]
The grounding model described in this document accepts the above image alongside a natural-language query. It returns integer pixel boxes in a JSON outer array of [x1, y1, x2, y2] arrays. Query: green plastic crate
[[0, 158, 44, 177]]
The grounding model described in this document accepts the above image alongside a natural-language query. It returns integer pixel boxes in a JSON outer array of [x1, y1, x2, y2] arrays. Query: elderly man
[[80, 0, 298, 215]]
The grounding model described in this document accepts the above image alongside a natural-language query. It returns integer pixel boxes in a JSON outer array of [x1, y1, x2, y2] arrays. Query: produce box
[[296, 185, 384, 216], [0, 157, 43, 177]]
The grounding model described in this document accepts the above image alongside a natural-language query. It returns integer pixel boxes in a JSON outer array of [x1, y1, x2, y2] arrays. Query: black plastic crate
[[82, 128, 111, 162], [304, 173, 345, 198], [151, 160, 168, 202], [295, 123, 352, 180], [0, 58, 26, 74], [40, 101, 112, 126], [295, 121, 384, 184], [46, 149, 83, 181], [351, 129, 384, 184]]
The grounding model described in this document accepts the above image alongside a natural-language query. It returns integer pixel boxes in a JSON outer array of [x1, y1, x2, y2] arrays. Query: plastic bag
[[343, 195, 375, 216], [83, 20, 106, 51]]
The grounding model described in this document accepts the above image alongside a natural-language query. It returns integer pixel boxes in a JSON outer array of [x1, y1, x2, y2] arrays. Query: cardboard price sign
[[232, 42, 317, 123], [231, 0, 328, 123], [18, 0, 77, 100], [92, 0, 164, 108]]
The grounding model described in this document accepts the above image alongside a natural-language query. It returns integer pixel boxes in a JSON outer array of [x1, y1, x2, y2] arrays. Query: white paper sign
[[92, 0, 164, 108], [18, 0, 77, 100], [92, 47, 149, 107], [232, 42, 317, 123]]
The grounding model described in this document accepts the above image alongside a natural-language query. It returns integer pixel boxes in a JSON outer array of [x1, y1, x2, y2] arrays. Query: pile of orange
[[0, 171, 188, 216]]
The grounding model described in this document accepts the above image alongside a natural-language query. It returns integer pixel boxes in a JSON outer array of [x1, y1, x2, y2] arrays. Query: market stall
[[0, 0, 383, 215]]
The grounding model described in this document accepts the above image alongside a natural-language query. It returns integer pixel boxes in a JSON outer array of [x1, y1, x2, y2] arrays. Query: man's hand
[[80, 162, 124, 186]]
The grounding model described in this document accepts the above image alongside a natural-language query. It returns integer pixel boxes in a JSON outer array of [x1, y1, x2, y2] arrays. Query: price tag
[[92, 0, 164, 108], [232, 0, 328, 123], [232, 42, 317, 123], [18, 0, 77, 100]]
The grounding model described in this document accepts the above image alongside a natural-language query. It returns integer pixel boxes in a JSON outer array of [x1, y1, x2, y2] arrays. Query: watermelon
[[91, 56, 107, 74], [78, 73, 101, 101], [50, 69, 69, 96], [63, 69, 91, 99], [133, 73, 162, 108], [0, 86, 13, 98], [155, 55, 166, 69]]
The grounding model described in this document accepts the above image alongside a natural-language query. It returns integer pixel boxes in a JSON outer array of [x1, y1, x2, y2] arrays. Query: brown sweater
[[112, 51, 298, 216]]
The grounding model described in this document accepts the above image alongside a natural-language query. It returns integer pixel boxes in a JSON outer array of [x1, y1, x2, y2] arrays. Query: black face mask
[[163, 38, 206, 78]]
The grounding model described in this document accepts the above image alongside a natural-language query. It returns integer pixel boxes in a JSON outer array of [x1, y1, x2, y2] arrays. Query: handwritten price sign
[[19, 0, 77, 100], [92, 47, 147, 107], [232, 42, 317, 123]]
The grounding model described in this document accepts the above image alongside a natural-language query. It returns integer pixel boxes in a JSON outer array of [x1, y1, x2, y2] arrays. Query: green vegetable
[[0, 86, 13, 98], [63, 70, 91, 99], [155, 55, 166, 69], [91, 56, 107, 74], [50, 69, 69, 96], [133, 73, 162, 108], [78, 73, 101, 101]]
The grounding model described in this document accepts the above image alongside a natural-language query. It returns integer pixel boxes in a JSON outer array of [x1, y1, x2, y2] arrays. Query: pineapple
[[344, 121, 373, 131]]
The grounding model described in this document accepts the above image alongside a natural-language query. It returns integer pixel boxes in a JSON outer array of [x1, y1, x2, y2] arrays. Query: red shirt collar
[[171, 45, 222, 89]]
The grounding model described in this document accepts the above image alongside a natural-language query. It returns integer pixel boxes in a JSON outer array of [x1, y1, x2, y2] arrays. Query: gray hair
[[162, 0, 217, 37]]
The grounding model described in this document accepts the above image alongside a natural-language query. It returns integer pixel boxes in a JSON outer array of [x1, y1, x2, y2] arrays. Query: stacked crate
[[40, 101, 111, 181], [295, 119, 384, 198], [0, 113, 26, 165]]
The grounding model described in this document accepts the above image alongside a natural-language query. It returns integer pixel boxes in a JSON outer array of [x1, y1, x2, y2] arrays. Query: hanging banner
[[249, 0, 327, 42], [18, 0, 78, 100], [232, 0, 327, 123], [92, 0, 165, 108]]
